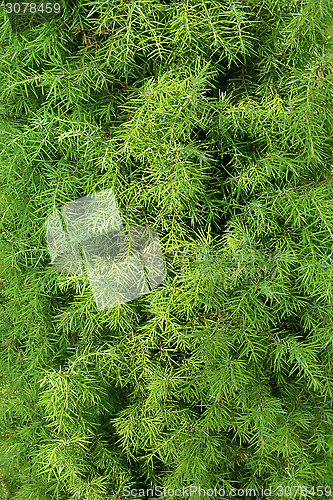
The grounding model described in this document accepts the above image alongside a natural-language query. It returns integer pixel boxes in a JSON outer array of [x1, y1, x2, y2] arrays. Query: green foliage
[[0, 0, 333, 498]]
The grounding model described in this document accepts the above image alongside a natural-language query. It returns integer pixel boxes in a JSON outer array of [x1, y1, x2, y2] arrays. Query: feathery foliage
[[0, 0, 333, 498]]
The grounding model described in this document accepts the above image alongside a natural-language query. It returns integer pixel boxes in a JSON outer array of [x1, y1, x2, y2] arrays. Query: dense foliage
[[0, 0, 333, 498]]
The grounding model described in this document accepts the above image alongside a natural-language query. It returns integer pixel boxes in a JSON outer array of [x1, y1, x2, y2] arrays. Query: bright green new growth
[[0, 0, 333, 498]]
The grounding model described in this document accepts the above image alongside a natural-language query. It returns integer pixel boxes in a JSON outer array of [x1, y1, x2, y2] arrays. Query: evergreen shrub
[[0, 0, 333, 498]]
